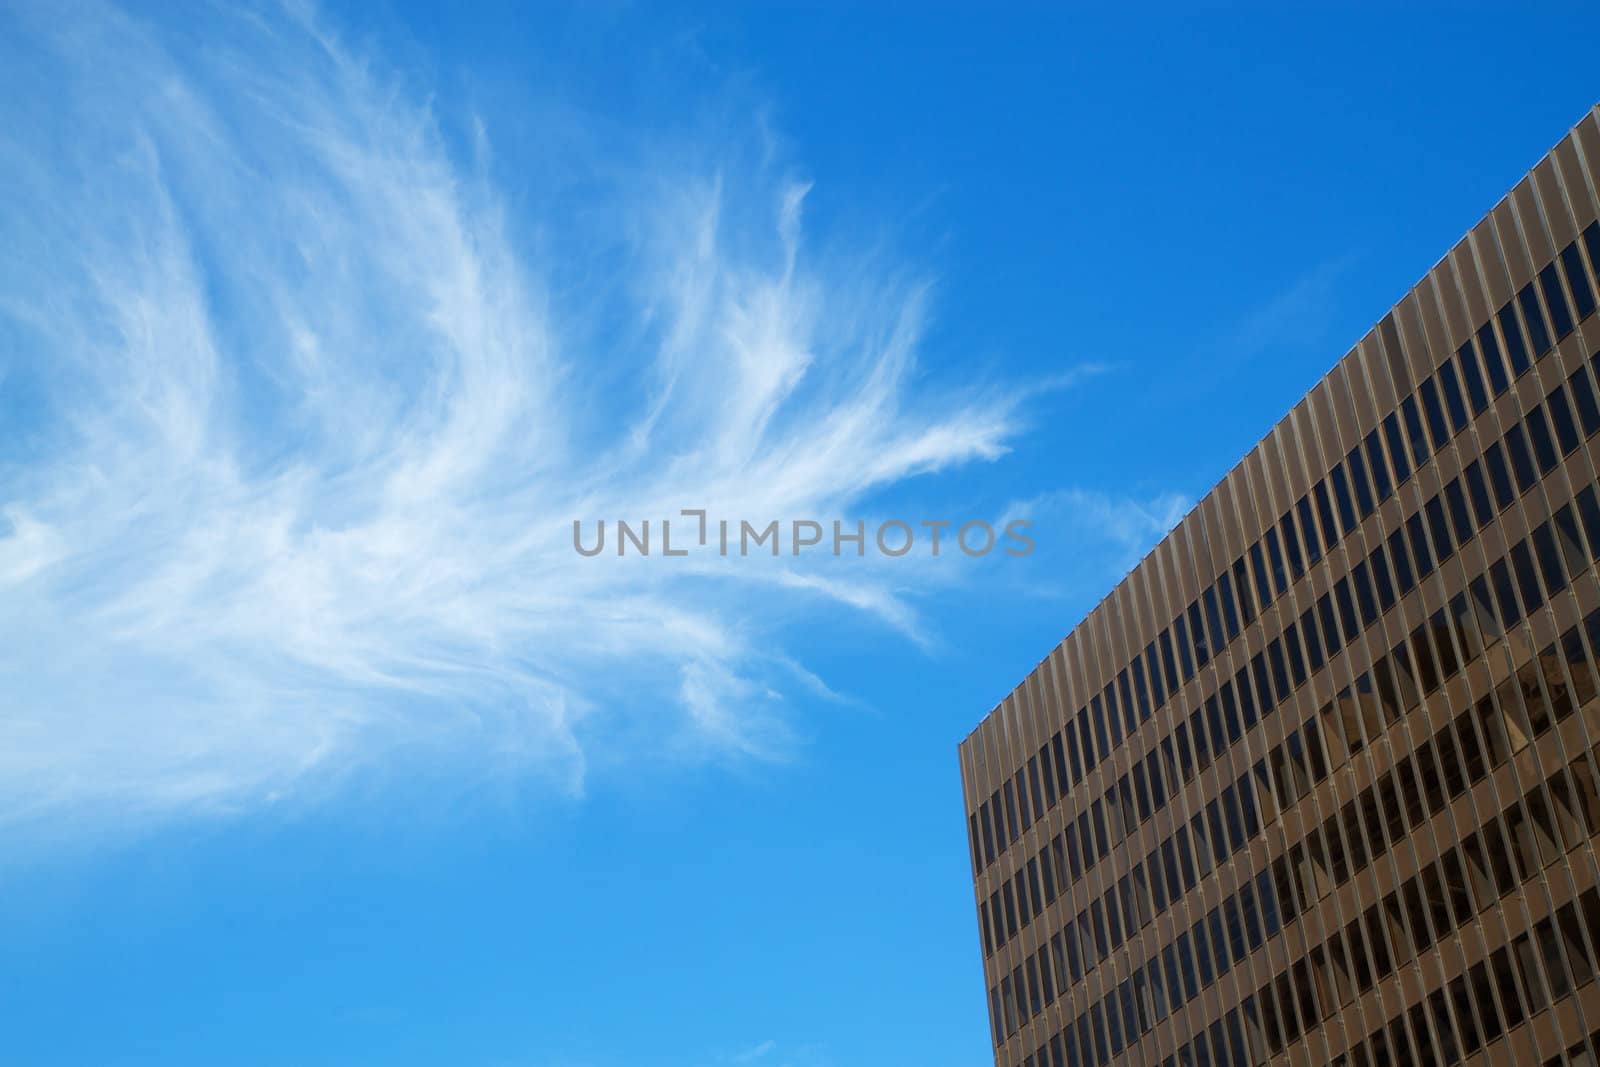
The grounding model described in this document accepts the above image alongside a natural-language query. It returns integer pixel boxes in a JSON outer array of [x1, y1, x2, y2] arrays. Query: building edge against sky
[[959, 101, 1600, 1066]]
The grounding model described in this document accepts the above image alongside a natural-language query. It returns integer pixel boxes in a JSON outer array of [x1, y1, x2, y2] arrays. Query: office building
[[959, 103, 1600, 1066]]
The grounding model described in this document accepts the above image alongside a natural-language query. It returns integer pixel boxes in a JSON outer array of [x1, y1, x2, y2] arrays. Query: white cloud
[[999, 488, 1192, 602], [0, 2, 1046, 827]]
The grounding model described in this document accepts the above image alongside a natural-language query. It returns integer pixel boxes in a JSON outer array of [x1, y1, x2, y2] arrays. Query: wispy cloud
[[0, 2, 1050, 826], [999, 488, 1192, 602], [1230, 252, 1361, 361]]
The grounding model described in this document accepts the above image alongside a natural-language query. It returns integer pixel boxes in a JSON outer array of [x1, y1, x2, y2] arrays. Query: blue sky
[[2, 3, 1599, 1065]]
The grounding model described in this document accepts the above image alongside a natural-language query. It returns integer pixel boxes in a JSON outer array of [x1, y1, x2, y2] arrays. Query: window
[[1364, 428, 1393, 502], [1529, 405, 1561, 474], [1418, 378, 1450, 449], [1264, 527, 1289, 596], [1504, 422, 1538, 491], [1478, 321, 1510, 394], [1539, 262, 1575, 339], [1297, 496, 1324, 564], [1382, 411, 1411, 483], [1344, 448, 1375, 521], [1368, 548, 1396, 611], [1135, 652, 1157, 716], [1249, 541, 1273, 607], [1549, 384, 1581, 455], [1159, 629, 1181, 692], [1119, 669, 1140, 729], [1575, 364, 1600, 436], [1401, 395, 1440, 463], [1443, 479, 1474, 545], [1233, 557, 1257, 624], [1462, 460, 1494, 526], [1458, 340, 1489, 415], [1500, 302, 1532, 374], [1313, 480, 1340, 549], [1351, 561, 1379, 627], [1424, 495, 1453, 560], [1299, 606, 1325, 672], [1483, 442, 1515, 508], [1560, 241, 1596, 320], [1518, 281, 1553, 355], [1437, 360, 1469, 433], [1188, 602, 1210, 667], [1280, 511, 1307, 578]]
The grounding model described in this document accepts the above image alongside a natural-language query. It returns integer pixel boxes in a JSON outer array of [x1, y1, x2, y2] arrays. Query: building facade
[[958, 103, 1600, 1067]]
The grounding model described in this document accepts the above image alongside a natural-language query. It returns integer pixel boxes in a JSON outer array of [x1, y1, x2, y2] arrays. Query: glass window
[[1334, 578, 1359, 641], [1300, 606, 1325, 671], [1364, 428, 1393, 502], [1173, 616, 1195, 682], [1249, 541, 1272, 606], [1368, 548, 1396, 611], [1313, 481, 1340, 549], [1573, 364, 1600, 436], [1437, 360, 1469, 433], [1318, 592, 1343, 657], [1162, 943, 1183, 1014], [1296, 496, 1323, 564], [1143, 644, 1166, 709], [1401, 394, 1431, 466], [1387, 527, 1415, 595], [1539, 263, 1575, 338], [1216, 572, 1241, 640], [1234, 668, 1259, 729], [1028, 757, 1045, 823], [1201, 587, 1226, 653], [1351, 561, 1379, 626], [1518, 281, 1553, 355], [1458, 340, 1489, 415], [1222, 784, 1246, 850], [1548, 384, 1581, 455], [1526, 405, 1559, 474], [1177, 931, 1200, 1000], [1577, 487, 1600, 562], [1425, 495, 1453, 561], [1159, 630, 1180, 692], [1065, 725, 1083, 784], [1284, 622, 1308, 685], [1489, 558, 1523, 626], [1119, 669, 1140, 729], [1510, 540, 1545, 614], [1346, 446, 1376, 518], [1268, 639, 1292, 701], [1280, 511, 1306, 578], [1478, 321, 1510, 395], [1462, 460, 1494, 526], [1499, 302, 1531, 374], [1189, 707, 1210, 770], [1585, 221, 1600, 300], [1443, 479, 1474, 546], [1419, 378, 1450, 449], [1188, 602, 1210, 667], [1248, 658, 1271, 725], [1264, 527, 1289, 596], [1560, 241, 1596, 320], [1381, 411, 1411, 483], [1482, 442, 1515, 509], [1531, 521, 1566, 597], [1503, 422, 1538, 491], [1233, 558, 1257, 624], [1193, 912, 1216, 985]]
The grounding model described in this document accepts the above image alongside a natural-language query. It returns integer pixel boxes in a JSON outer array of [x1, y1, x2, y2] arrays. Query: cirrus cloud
[[0, 1, 1048, 826]]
